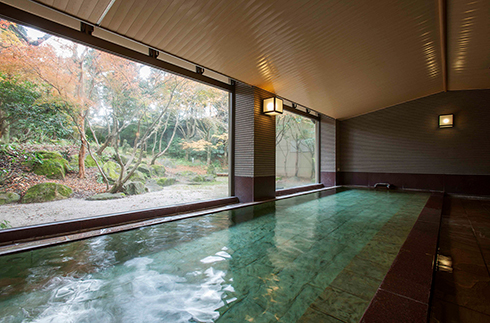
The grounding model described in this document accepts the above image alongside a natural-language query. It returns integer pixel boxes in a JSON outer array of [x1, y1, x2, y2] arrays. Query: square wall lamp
[[439, 114, 454, 128], [263, 97, 283, 115]]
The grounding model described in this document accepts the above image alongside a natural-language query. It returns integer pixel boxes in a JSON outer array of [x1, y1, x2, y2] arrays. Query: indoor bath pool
[[0, 189, 429, 323]]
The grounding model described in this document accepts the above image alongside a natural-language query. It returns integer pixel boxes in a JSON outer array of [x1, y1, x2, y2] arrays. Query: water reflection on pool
[[0, 189, 429, 322]]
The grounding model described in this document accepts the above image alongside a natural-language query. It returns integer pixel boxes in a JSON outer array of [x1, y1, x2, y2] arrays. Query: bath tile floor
[[430, 197, 490, 323], [298, 202, 419, 323]]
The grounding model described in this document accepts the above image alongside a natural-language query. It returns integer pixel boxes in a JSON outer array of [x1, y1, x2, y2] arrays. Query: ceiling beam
[[0, 2, 234, 92]]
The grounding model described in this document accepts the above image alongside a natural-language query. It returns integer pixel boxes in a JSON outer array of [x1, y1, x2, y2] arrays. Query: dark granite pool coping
[[276, 183, 325, 196], [360, 192, 444, 323]]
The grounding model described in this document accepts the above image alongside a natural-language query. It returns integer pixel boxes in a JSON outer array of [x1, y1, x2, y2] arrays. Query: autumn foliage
[[0, 19, 229, 193]]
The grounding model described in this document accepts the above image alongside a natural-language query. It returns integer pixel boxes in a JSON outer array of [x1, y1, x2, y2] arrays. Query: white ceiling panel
[[3, 0, 489, 119]]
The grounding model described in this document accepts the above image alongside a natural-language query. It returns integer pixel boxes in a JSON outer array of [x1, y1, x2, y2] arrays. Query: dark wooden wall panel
[[339, 90, 490, 175]]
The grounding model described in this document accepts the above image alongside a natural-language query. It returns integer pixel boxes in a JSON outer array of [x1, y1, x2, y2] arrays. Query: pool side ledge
[[360, 192, 444, 323]]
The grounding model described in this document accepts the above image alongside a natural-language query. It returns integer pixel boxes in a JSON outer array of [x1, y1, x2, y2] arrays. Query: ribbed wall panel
[[339, 90, 490, 175], [234, 82, 255, 178], [320, 116, 336, 172], [253, 87, 275, 177]]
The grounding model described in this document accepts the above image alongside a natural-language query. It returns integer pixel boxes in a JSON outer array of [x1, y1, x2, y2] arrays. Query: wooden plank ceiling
[[5, 0, 490, 119]]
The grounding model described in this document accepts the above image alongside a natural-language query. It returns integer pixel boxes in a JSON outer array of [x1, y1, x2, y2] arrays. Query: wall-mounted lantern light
[[439, 114, 454, 128], [263, 97, 283, 115]]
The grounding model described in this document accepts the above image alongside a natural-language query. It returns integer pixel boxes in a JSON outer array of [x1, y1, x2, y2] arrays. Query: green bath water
[[0, 189, 429, 323]]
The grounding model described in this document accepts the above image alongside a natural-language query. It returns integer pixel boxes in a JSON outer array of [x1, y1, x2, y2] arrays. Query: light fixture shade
[[263, 97, 283, 115], [439, 114, 454, 128]]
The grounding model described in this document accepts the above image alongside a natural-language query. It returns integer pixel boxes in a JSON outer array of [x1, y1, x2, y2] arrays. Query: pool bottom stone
[[0, 189, 429, 323]]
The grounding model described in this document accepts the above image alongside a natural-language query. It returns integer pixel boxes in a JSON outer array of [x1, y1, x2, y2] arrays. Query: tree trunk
[[0, 121, 9, 144], [206, 147, 211, 165], [78, 115, 87, 178], [96, 136, 112, 155], [294, 143, 299, 177], [0, 111, 9, 144]]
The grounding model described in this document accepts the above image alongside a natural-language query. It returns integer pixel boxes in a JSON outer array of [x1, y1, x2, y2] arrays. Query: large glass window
[[0, 19, 229, 229], [276, 110, 317, 189]]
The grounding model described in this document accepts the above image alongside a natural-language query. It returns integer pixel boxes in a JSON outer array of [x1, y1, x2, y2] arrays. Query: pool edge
[[360, 192, 444, 323]]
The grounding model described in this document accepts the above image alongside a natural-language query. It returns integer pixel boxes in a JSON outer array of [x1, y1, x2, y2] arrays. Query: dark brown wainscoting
[[320, 171, 336, 187], [338, 172, 490, 196], [235, 176, 276, 202], [0, 197, 238, 246]]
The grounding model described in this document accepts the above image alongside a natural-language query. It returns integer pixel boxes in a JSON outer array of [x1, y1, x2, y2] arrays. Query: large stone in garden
[[86, 192, 125, 201], [0, 192, 21, 205], [150, 165, 166, 177], [191, 174, 216, 183], [70, 154, 97, 168], [22, 183, 72, 204], [36, 151, 63, 159], [32, 152, 70, 179], [102, 161, 121, 182], [129, 170, 147, 183], [204, 175, 216, 182], [123, 181, 148, 195], [136, 164, 152, 178], [191, 175, 206, 182], [156, 177, 176, 187]]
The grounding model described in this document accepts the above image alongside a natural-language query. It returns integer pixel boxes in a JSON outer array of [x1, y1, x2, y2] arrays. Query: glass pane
[[0, 19, 229, 229], [276, 110, 316, 189]]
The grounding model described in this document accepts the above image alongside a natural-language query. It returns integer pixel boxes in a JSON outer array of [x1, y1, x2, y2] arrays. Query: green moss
[[31, 151, 70, 179], [102, 161, 121, 182], [129, 170, 147, 183], [22, 183, 72, 204], [123, 181, 147, 195], [156, 177, 176, 187], [32, 158, 69, 179], [191, 175, 206, 182], [150, 165, 166, 177], [70, 154, 97, 168], [136, 164, 152, 178], [0, 192, 21, 205], [36, 151, 63, 159]]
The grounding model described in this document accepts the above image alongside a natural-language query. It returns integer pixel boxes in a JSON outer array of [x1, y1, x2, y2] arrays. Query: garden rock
[[191, 175, 215, 182], [22, 183, 73, 204], [204, 175, 216, 182], [150, 165, 166, 177], [87, 192, 125, 201], [102, 161, 121, 183], [123, 181, 148, 195], [36, 151, 63, 159], [129, 170, 147, 183], [32, 153, 70, 179], [0, 192, 21, 205], [156, 177, 176, 187], [136, 164, 152, 178], [70, 154, 97, 168]]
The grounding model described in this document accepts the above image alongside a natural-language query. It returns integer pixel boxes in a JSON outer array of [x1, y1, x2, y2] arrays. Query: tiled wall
[[235, 82, 255, 178], [234, 82, 276, 202], [338, 90, 490, 194], [253, 87, 276, 178], [320, 115, 337, 186]]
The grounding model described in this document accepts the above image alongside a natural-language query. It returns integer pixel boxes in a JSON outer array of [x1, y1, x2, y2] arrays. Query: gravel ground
[[1, 179, 229, 228]]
